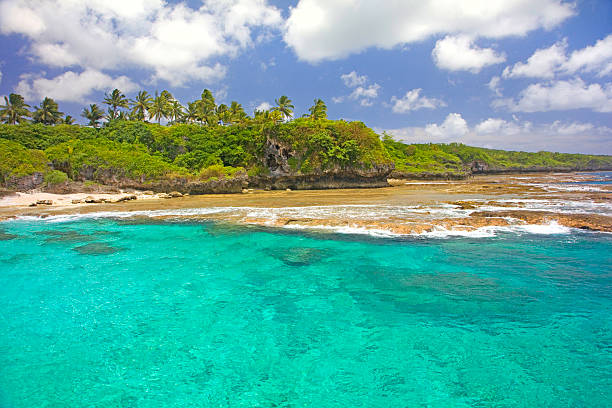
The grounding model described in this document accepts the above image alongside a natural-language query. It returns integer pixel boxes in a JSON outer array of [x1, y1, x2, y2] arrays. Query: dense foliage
[[0, 101, 611, 189], [382, 136, 612, 176]]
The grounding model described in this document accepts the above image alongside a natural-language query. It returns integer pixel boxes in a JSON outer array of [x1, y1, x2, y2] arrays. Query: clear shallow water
[[0, 219, 611, 407]]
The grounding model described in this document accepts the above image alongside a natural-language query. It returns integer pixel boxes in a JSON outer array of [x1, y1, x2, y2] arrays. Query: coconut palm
[[32, 97, 63, 125], [130, 91, 153, 121], [228, 101, 246, 124], [185, 102, 200, 123], [216, 103, 230, 125], [168, 99, 184, 123], [0, 93, 30, 124], [81, 104, 105, 128], [272, 95, 294, 121], [103, 88, 129, 120], [308, 98, 327, 120], [149, 91, 170, 124], [63, 115, 75, 125]]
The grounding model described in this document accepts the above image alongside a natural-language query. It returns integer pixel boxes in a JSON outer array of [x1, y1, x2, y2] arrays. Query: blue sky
[[0, 0, 611, 153]]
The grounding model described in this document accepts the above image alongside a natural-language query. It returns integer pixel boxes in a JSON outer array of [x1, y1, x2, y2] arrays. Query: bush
[[44, 170, 68, 185], [199, 164, 245, 181]]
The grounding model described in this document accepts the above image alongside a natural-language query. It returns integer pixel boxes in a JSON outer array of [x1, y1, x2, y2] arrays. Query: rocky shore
[[1, 172, 610, 236]]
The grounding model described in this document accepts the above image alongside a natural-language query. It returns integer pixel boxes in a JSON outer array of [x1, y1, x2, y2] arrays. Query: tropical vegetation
[[0, 88, 610, 190]]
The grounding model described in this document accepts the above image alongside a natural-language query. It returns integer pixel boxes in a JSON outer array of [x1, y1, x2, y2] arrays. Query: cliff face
[[252, 137, 393, 190]]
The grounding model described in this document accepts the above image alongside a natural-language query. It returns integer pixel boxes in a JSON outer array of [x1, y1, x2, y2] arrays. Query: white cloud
[[503, 34, 612, 79], [284, 0, 574, 63], [494, 79, 612, 113], [488, 76, 503, 96], [335, 71, 380, 107], [424, 113, 469, 141], [350, 84, 380, 100], [382, 117, 612, 154], [15, 69, 138, 103], [341, 71, 367, 88], [255, 101, 272, 111], [432, 35, 505, 73], [564, 34, 612, 77], [0, 0, 282, 88], [503, 40, 567, 79], [391, 89, 446, 113]]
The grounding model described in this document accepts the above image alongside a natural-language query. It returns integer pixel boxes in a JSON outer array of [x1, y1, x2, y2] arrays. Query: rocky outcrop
[[5, 172, 44, 190], [118, 175, 248, 195], [252, 137, 394, 190], [389, 170, 468, 180]]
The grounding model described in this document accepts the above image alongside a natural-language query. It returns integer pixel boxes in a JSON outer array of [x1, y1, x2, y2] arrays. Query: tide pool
[[0, 219, 611, 407]]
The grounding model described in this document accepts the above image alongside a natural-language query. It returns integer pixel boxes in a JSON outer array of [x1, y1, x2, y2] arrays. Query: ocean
[[1, 216, 611, 407]]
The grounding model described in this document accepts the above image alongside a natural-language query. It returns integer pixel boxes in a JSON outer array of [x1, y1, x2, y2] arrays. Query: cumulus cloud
[[15, 69, 138, 103], [255, 101, 272, 111], [336, 71, 380, 107], [493, 79, 612, 113], [341, 71, 367, 88], [432, 35, 505, 73], [382, 116, 612, 154], [503, 34, 612, 79], [424, 113, 469, 141], [391, 89, 446, 113], [0, 0, 282, 90], [564, 34, 612, 77], [284, 0, 574, 63], [488, 76, 503, 96]]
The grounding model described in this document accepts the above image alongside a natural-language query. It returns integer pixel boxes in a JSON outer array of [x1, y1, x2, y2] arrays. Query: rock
[[168, 191, 183, 198], [143, 190, 155, 195], [286, 188, 292, 192], [158, 193, 172, 199], [36, 200, 53, 205], [28, 202, 37, 207], [84, 196, 104, 203], [115, 194, 137, 202], [242, 189, 249, 194], [72, 199, 83, 204]]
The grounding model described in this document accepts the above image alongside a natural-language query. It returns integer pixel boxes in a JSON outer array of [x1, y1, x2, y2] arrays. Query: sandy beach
[[1, 173, 611, 236]]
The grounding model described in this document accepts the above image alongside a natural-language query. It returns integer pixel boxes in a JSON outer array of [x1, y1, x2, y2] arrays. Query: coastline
[[2, 172, 611, 237]]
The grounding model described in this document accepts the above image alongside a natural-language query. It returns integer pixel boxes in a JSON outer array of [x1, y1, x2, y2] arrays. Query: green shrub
[[44, 170, 68, 185]]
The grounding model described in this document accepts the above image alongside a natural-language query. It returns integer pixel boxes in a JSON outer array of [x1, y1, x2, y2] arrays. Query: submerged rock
[[0, 229, 19, 240], [72, 242, 122, 255], [268, 247, 326, 266]]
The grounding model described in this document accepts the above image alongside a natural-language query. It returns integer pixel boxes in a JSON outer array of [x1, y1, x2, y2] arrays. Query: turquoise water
[[1, 218, 611, 407]]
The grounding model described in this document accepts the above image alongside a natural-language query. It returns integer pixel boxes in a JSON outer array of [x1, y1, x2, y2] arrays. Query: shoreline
[[1, 172, 611, 236]]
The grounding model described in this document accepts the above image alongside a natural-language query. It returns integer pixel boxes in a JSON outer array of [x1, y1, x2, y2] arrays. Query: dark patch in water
[[267, 247, 326, 266], [44, 232, 97, 244], [73, 243, 122, 255], [0, 229, 19, 240]]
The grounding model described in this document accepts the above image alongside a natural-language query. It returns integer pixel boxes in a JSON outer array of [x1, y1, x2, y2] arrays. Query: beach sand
[[1, 173, 610, 236]]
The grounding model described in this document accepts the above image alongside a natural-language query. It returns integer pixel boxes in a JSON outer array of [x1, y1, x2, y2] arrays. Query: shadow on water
[[72, 242, 123, 255], [0, 228, 19, 241], [266, 247, 328, 267]]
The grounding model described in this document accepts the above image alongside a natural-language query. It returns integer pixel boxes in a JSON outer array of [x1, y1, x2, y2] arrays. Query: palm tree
[[81, 104, 105, 128], [169, 99, 184, 123], [185, 102, 200, 124], [272, 95, 294, 121], [63, 115, 75, 125], [103, 88, 129, 120], [308, 98, 327, 120], [0, 93, 30, 124], [228, 101, 246, 124], [32, 97, 63, 125], [216, 103, 230, 125], [130, 91, 153, 121], [149, 91, 170, 124], [196, 89, 217, 126]]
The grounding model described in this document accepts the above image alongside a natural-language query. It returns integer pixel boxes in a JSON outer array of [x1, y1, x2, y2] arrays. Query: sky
[[0, 0, 611, 154]]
